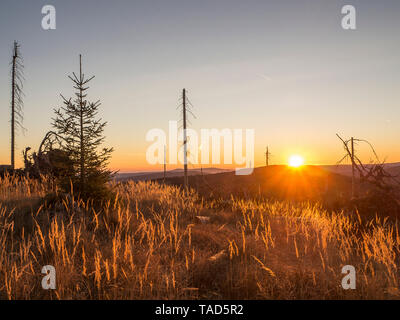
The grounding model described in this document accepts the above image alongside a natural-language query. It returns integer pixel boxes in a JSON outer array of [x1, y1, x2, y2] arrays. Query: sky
[[0, 0, 399, 172]]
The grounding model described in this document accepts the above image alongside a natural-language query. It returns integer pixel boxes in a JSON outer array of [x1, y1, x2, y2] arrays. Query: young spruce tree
[[52, 55, 113, 199]]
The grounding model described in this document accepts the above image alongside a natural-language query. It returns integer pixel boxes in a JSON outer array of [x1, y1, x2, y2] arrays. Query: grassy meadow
[[0, 173, 399, 300]]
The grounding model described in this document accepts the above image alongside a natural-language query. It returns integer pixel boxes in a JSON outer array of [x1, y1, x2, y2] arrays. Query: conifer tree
[[52, 55, 113, 198]]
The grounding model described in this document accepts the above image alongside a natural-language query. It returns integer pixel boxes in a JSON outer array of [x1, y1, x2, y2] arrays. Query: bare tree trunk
[[183, 88, 188, 191], [11, 43, 17, 170], [163, 144, 166, 183]]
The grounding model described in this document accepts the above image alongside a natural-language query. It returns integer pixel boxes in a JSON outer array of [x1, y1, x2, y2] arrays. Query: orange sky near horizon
[[108, 140, 400, 173]]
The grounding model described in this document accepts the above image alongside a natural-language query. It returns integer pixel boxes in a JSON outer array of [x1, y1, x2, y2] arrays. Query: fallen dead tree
[[336, 134, 400, 217], [23, 131, 73, 179]]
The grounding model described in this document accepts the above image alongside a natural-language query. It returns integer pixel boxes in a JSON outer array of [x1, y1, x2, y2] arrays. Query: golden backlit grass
[[0, 174, 399, 299]]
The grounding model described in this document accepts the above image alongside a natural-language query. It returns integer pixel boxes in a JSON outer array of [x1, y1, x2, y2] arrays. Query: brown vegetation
[[0, 174, 399, 299]]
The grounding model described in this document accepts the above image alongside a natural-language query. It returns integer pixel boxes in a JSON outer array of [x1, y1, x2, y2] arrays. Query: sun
[[288, 155, 304, 168]]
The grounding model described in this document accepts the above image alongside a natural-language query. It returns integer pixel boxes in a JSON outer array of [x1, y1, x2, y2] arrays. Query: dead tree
[[336, 134, 400, 197], [10, 41, 25, 170], [350, 137, 355, 197], [179, 88, 196, 192], [183, 89, 188, 190], [265, 146, 271, 166], [23, 131, 69, 178], [163, 144, 166, 183]]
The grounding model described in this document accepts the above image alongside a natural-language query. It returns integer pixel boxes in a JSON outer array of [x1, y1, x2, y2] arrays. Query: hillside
[[321, 163, 400, 178], [160, 165, 400, 217], [0, 174, 399, 299], [164, 165, 352, 203]]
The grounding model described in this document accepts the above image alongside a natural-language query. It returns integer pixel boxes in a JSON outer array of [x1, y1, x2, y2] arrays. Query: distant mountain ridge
[[115, 163, 400, 182], [320, 162, 400, 177], [115, 168, 232, 182]]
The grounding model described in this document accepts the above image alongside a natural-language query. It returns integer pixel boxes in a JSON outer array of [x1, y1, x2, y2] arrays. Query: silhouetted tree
[[52, 55, 113, 198], [10, 41, 24, 170], [23, 131, 74, 180]]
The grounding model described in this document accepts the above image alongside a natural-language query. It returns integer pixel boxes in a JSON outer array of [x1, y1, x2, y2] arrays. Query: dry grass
[[0, 174, 399, 299]]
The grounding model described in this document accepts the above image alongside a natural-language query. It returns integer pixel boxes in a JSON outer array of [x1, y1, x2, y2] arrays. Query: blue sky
[[0, 0, 399, 170]]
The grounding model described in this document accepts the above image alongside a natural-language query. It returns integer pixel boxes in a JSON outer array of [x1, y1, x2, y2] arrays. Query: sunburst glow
[[288, 155, 304, 168]]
